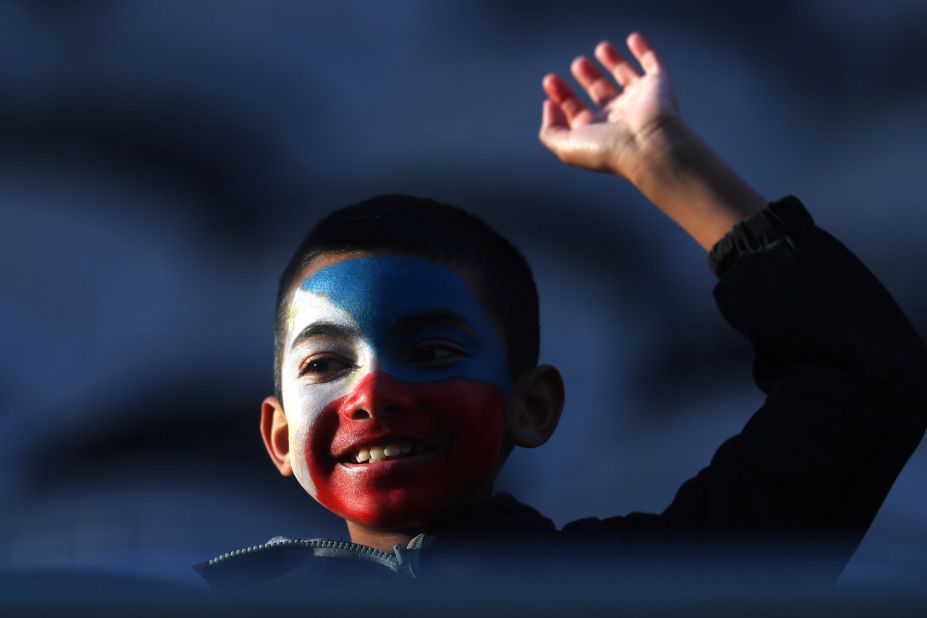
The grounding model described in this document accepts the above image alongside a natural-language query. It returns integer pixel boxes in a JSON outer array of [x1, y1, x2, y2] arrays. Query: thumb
[[540, 99, 568, 132], [539, 100, 571, 156]]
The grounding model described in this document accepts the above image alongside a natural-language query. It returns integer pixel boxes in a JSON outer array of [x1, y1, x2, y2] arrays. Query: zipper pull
[[393, 544, 416, 579]]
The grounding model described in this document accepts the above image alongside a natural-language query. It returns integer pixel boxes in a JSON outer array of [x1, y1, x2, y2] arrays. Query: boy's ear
[[507, 365, 565, 448], [260, 396, 293, 476]]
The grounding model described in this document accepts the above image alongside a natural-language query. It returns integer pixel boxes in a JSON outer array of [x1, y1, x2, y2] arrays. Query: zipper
[[207, 535, 427, 578]]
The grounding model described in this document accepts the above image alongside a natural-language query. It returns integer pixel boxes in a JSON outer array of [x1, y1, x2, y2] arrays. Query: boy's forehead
[[286, 253, 492, 340], [297, 250, 368, 282], [295, 251, 472, 294]]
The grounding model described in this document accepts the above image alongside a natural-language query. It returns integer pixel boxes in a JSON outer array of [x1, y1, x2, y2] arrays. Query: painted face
[[280, 255, 511, 529]]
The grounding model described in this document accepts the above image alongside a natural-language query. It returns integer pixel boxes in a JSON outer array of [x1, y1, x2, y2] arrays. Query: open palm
[[539, 33, 680, 180]]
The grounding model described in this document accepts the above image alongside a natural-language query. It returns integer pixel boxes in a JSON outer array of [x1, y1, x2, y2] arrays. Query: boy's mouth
[[336, 439, 439, 465]]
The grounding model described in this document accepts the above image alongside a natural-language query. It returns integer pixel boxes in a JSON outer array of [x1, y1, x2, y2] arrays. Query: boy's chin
[[341, 507, 445, 532], [319, 480, 492, 532]]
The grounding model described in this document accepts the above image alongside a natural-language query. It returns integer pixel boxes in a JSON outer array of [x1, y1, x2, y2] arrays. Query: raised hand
[[539, 32, 680, 181], [539, 32, 766, 251]]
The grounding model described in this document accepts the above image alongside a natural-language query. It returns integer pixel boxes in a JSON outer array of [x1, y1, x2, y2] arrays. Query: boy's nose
[[339, 371, 416, 421]]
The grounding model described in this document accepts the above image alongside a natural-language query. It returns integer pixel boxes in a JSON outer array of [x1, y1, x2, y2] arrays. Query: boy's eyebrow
[[290, 321, 361, 350], [392, 310, 478, 336]]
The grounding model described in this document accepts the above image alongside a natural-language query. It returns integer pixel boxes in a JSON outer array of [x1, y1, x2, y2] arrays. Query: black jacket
[[197, 197, 927, 596]]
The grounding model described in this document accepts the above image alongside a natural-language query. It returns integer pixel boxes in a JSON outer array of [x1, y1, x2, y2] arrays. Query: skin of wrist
[[621, 114, 697, 190], [620, 117, 766, 250]]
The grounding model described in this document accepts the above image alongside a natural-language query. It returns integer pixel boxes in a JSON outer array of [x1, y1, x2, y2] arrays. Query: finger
[[541, 99, 569, 131], [542, 73, 593, 126], [594, 41, 640, 87], [570, 56, 620, 107], [538, 102, 571, 155], [626, 32, 663, 74]]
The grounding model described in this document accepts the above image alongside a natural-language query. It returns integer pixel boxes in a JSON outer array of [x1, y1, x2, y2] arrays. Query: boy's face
[[278, 253, 511, 529]]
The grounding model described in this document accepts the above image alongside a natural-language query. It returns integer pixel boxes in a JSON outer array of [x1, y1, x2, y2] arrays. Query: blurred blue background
[[1, 0, 925, 593]]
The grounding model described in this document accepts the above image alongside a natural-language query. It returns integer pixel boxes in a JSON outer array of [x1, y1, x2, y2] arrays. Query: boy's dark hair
[[273, 194, 540, 399]]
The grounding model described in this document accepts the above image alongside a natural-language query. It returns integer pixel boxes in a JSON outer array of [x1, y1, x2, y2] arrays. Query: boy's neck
[[346, 521, 414, 553]]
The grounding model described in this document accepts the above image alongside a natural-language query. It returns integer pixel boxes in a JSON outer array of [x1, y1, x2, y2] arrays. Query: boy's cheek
[[289, 423, 318, 498], [282, 379, 352, 498]]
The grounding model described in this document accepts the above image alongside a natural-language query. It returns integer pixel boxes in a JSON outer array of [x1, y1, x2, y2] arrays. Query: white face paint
[[281, 288, 374, 498]]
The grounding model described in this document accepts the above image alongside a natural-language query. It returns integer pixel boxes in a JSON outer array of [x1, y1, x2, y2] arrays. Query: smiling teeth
[[383, 445, 401, 457], [355, 442, 414, 463]]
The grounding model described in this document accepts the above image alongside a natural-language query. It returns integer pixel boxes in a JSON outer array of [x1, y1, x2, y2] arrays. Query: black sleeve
[[562, 197, 927, 583]]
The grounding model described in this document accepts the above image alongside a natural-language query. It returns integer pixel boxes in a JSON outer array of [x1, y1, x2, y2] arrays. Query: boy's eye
[[408, 340, 469, 367], [299, 354, 354, 382]]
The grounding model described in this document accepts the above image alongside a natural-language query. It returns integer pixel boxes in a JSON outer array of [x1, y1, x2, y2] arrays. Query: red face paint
[[304, 372, 507, 529]]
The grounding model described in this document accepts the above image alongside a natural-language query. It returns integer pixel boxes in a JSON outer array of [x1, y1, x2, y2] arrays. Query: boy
[[197, 33, 927, 594]]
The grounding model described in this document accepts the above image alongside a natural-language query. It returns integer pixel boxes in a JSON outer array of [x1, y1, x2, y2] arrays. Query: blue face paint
[[301, 255, 511, 395]]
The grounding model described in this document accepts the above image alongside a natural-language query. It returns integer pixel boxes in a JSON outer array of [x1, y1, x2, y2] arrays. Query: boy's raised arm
[[541, 33, 927, 585], [539, 32, 766, 251]]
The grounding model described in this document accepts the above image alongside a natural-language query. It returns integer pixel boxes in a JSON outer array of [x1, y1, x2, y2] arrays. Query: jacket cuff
[[708, 196, 815, 277]]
